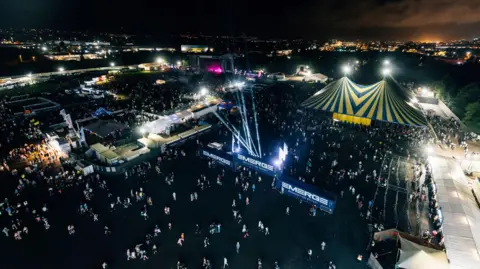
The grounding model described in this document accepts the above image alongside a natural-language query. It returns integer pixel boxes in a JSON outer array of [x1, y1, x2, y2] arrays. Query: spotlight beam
[[250, 86, 262, 157], [214, 111, 257, 156]]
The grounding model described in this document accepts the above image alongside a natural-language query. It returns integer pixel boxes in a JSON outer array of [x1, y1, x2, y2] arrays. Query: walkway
[[406, 162, 431, 236], [428, 155, 480, 269]]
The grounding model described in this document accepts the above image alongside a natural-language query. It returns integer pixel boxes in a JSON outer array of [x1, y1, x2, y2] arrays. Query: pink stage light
[[208, 66, 223, 74]]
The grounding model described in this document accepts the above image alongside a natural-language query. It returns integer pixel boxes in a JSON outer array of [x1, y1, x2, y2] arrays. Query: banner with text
[[201, 149, 233, 168], [276, 175, 336, 214], [233, 153, 278, 177]]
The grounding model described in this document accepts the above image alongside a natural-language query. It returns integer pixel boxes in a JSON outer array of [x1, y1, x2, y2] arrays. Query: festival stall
[[372, 229, 448, 269]]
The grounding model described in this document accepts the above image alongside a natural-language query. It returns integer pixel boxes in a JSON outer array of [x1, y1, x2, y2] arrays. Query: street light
[[41, 46, 47, 51], [156, 57, 164, 64], [110, 62, 115, 67], [342, 65, 351, 75], [383, 60, 390, 66], [200, 87, 208, 96], [58, 67, 65, 72], [177, 61, 181, 66]]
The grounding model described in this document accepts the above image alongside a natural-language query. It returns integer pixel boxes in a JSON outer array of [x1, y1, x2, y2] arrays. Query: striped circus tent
[[301, 77, 427, 127]]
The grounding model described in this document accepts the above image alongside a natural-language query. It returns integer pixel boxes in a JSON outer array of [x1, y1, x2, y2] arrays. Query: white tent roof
[[144, 117, 171, 133], [429, 156, 480, 269], [397, 236, 449, 269]]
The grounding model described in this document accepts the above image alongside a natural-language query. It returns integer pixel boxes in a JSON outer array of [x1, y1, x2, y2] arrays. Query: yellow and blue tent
[[301, 77, 427, 127]]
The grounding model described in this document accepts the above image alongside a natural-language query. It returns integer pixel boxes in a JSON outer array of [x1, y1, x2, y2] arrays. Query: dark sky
[[1, 0, 480, 40]]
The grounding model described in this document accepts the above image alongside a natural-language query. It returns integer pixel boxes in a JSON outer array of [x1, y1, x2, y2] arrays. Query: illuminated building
[[181, 45, 210, 53], [276, 50, 292, 56], [45, 54, 102, 61], [433, 51, 447, 57]]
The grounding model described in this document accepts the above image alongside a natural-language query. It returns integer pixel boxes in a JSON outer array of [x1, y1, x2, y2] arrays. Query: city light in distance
[[41, 46, 47, 51], [156, 58, 164, 64]]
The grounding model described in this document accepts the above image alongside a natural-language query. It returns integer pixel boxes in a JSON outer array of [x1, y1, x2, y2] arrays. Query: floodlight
[[382, 68, 391, 76], [383, 60, 390, 65], [233, 81, 245, 88], [342, 65, 351, 75], [425, 145, 434, 154], [273, 159, 282, 167]]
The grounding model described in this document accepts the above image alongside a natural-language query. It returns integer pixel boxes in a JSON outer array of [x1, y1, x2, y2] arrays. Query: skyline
[[0, 0, 480, 41]]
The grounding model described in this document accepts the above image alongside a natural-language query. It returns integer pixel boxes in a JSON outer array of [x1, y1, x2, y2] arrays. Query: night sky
[[0, 0, 479, 40]]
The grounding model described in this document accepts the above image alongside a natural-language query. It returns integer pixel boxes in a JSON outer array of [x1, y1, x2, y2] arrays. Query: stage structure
[[301, 77, 427, 127], [214, 83, 263, 158], [189, 53, 235, 73]]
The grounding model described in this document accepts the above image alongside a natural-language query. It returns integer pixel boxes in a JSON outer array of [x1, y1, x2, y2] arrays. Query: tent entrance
[[333, 113, 371, 126]]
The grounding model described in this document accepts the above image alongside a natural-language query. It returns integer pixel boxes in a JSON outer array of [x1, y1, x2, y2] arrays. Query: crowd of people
[[0, 73, 462, 269]]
